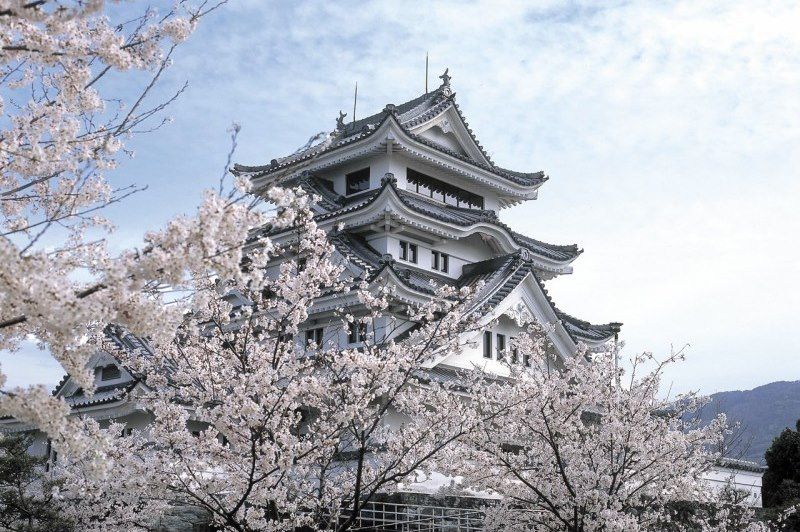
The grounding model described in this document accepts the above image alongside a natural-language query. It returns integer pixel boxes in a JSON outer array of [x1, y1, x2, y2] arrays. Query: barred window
[[431, 251, 449, 273], [399, 240, 417, 263], [496, 334, 506, 360], [348, 322, 367, 344], [305, 328, 324, 349]]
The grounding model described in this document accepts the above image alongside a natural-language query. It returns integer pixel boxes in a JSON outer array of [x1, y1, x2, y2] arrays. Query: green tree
[[0, 434, 73, 532], [762, 419, 800, 528]]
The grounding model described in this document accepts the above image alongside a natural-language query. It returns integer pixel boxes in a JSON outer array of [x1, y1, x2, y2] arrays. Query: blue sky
[[3, 0, 799, 395]]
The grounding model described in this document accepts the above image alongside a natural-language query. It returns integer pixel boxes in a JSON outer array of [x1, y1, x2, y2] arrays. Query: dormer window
[[100, 364, 121, 381], [345, 167, 370, 195]]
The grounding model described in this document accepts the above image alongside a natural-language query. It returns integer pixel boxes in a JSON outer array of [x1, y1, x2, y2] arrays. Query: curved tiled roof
[[556, 310, 622, 343], [279, 177, 580, 265], [459, 253, 620, 345], [510, 231, 581, 263], [233, 84, 545, 189], [64, 382, 135, 408], [329, 238, 618, 346], [405, 130, 547, 187], [330, 233, 383, 272]]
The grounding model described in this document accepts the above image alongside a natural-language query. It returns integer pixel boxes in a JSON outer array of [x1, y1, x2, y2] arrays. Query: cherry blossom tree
[[446, 330, 765, 531], [0, 0, 259, 459], [0, 5, 778, 532], [51, 187, 494, 531]]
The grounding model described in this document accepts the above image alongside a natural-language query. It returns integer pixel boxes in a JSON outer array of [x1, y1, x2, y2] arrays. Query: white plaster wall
[[702, 466, 764, 507], [386, 234, 497, 279], [318, 155, 383, 196], [312, 151, 502, 212], [22, 410, 154, 459], [440, 315, 532, 377], [366, 233, 390, 254], [317, 153, 410, 194], [417, 127, 468, 157]]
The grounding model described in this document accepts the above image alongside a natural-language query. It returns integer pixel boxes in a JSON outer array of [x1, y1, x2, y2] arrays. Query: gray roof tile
[[233, 86, 545, 188]]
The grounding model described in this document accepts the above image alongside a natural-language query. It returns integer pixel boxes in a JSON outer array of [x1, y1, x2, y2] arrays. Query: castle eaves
[[233, 80, 546, 189]]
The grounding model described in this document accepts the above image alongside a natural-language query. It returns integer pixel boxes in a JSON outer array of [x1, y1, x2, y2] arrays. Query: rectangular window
[[523, 352, 531, 368], [296, 257, 307, 272], [496, 334, 506, 360], [348, 322, 367, 344], [511, 339, 519, 364], [483, 331, 492, 359], [431, 251, 449, 273], [345, 167, 370, 195], [305, 328, 324, 349], [399, 241, 417, 263]]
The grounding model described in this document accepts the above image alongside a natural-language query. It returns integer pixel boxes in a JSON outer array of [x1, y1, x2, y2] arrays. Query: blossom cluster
[[0, 0, 230, 461]]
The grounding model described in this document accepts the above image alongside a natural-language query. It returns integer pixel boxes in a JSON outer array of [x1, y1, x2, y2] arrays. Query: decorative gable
[[411, 105, 491, 166]]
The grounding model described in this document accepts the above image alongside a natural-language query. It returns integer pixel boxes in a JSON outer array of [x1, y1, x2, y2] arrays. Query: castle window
[[523, 352, 531, 368], [100, 364, 121, 381], [399, 241, 417, 263], [511, 339, 519, 364], [345, 167, 370, 195], [296, 257, 307, 272], [496, 334, 506, 360], [483, 331, 492, 359], [348, 322, 367, 344], [305, 327, 324, 349], [407, 168, 484, 209], [431, 251, 449, 273]]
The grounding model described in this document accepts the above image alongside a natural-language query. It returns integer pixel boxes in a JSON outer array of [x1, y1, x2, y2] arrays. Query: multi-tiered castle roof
[[234, 71, 620, 366], [1, 71, 620, 439]]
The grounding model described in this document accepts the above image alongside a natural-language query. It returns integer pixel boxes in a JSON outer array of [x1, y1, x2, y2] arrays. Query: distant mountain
[[697, 381, 800, 464]]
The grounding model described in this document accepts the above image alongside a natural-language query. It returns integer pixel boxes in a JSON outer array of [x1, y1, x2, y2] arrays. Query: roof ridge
[[233, 88, 547, 189]]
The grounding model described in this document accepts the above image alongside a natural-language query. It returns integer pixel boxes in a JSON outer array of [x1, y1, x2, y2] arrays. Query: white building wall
[[383, 234, 497, 279], [440, 315, 541, 377], [702, 466, 764, 507], [417, 127, 468, 157]]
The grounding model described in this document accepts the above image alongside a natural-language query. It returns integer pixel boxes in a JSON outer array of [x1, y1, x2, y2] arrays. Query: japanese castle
[[5, 71, 622, 431], [1, 72, 766, 526], [233, 69, 621, 372]]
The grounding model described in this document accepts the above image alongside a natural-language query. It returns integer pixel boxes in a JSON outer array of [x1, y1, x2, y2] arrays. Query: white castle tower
[[1, 71, 621, 487], [233, 70, 621, 375]]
